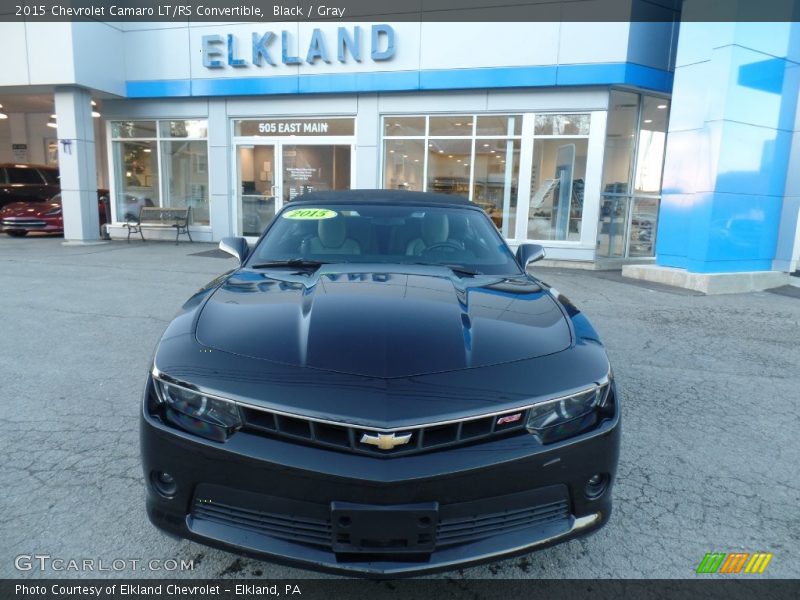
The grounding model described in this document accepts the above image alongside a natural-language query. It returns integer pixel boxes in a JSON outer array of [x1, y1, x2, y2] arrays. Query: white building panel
[[72, 22, 126, 95], [225, 95, 359, 117], [556, 22, 630, 65], [124, 25, 192, 82], [0, 24, 30, 86], [296, 22, 421, 75], [26, 23, 76, 85], [419, 23, 560, 70]]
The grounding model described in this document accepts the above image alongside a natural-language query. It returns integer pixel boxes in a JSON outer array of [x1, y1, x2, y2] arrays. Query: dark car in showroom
[[140, 190, 620, 577], [1, 190, 110, 237], [0, 163, 60, 210]]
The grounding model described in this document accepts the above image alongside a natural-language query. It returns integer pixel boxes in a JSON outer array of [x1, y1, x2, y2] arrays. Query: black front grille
[[240, 405, 529, 457], [189, 485, 571, 552], [436, 499, 570, 547], [192, 498, 332, 547]]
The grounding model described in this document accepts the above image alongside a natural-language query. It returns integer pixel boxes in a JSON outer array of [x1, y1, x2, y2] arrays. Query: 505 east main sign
[[202, 25, 396, 68]]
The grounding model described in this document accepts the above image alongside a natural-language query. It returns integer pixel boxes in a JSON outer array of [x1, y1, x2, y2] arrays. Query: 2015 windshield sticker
[[282, 208, 338, 220]]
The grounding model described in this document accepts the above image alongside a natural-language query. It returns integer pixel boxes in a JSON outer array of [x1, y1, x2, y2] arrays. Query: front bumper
[[1, 217, 61, 233], [140, 378, 620, 577]]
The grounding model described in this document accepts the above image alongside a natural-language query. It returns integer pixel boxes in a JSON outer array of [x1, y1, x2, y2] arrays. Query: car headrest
[[422, 213, 449, 245], [318, 217, 346, 248]]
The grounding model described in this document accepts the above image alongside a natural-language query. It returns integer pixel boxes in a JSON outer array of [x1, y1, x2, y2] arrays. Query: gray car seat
[[307, 218, 361, 255], [406, 213, 461, 256]]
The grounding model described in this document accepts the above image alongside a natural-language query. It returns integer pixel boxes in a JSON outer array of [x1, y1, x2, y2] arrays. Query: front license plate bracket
[[330, 501, 438, 554]]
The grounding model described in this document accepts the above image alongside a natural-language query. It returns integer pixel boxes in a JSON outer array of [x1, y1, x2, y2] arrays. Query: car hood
[[195, 265, 572, 379], [1, 201, 54, 217]]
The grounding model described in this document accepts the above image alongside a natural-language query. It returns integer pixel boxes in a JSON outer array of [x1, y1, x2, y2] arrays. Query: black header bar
[[1, 0, 800, 23], [3, 579, 800, 600]]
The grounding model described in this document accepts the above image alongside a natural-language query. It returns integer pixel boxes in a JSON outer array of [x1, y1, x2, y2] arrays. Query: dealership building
[[0, 10, 798, 290]]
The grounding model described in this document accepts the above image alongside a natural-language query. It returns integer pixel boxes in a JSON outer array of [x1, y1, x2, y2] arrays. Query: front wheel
[[6, 230, 28, 237]]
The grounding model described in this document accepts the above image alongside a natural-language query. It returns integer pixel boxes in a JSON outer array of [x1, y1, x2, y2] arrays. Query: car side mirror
[[516, 243, 546, 269], [219, 237, 249, 265]]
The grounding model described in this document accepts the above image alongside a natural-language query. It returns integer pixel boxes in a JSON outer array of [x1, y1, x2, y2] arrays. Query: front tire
[[6, 230, 28, 237]]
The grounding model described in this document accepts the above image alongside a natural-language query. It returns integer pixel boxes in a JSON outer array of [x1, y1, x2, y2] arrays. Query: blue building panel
[[298, 70, 420, 94], [124, 63, 673, 99], [126, 79, 192, 98], [192, 76, 300, 96], [554, 63, 673, 92], [419, 66, 558, 90], [708, 46, 799, 132], [664, 62, 710, 133], [654, 193, 692, 260], [704, 193, 783, 262], [656, 21, 800, 274], [713, 122, 793, 199]]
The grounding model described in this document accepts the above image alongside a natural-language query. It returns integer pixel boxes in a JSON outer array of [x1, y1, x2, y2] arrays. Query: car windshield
[[39, 169, 60, 185], [5, 167, 45, 185], [248, 203, 523, 276]]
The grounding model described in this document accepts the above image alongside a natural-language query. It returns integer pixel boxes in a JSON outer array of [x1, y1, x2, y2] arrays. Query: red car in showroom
[[1, 189, 110, 237], [0, 190, 109, 237], [0, 163, 60, 210]]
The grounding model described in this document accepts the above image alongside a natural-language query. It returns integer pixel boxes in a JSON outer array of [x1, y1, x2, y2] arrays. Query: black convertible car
[[140, 190, 620, 576]]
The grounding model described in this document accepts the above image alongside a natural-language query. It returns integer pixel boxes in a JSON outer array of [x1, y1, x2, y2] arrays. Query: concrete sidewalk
[[1, 237, 798, 580]]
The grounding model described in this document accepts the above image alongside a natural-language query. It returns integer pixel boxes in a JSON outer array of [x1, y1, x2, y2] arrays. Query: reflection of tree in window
[[170, 121, 187, 137], [124, 144, 150, 186], [114, 139, 159, 221], [163, 140, 209, 224], [597, 93, 669, 258]]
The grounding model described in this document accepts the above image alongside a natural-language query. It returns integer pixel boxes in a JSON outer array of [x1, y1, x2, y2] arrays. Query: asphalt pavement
[[1, 236, 798, 580]]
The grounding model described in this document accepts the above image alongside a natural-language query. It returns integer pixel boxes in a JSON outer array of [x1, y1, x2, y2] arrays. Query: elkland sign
[[202, 25, 396, 68]]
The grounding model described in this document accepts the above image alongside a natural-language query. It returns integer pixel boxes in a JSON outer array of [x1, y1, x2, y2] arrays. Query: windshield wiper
[[445, 265, 483, 277], [410, 262, 482, 277], [250, 259, 330, 270]]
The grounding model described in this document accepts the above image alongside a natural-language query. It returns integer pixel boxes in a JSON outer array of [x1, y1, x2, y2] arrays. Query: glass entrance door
[[232, 118, 355, 238], [236, 144, 278, 237], [235, 140, 353, 238], [281, 144, 351, 204]]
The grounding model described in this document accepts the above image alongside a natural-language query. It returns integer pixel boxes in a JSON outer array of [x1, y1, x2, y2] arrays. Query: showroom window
[[110, 120, 209, 224], [526, 114, 590, 241], [597, 92, 670, 258], [382, 114, 522, 237]]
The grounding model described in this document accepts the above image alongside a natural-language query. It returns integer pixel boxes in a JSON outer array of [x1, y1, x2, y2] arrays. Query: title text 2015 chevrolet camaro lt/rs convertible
[[140, 190, 620, 576]]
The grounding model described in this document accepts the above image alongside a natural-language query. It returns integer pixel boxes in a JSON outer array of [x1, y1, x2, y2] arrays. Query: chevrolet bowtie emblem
[[360, 431, 412, 450]]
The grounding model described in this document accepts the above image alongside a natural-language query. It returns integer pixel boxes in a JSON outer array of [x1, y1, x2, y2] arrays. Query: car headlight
[[526, 379, 612, 443], [153, 378, 242, 442], [44, 205, 62, 216]]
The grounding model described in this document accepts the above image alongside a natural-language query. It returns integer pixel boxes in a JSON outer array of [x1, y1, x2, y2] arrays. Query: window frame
[[108, 119, 210, 227], [380, 112, 598, 246], [381, 114, 524, 200], [381, 113, 525, 239], [596, 90, 671, 259]]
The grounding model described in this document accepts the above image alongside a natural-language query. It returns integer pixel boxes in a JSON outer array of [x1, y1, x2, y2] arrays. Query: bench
[[125, 207, 193, 244]]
